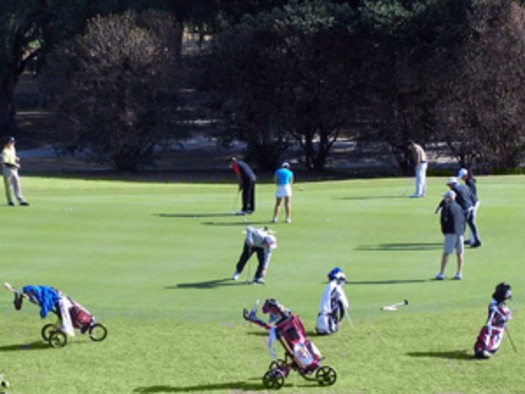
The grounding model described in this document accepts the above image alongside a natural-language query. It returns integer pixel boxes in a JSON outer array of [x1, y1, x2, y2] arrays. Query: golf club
[[229, 191, 240, 214], [506, 327, 518, 353], [344, 308, 354, 329], [380, 299, 409, 311]]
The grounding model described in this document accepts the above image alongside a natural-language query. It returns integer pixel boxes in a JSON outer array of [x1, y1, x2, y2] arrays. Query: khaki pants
[[3, 166, 25, 204]]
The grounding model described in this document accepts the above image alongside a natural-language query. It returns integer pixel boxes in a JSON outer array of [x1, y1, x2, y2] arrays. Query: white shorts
[[443, 234, 464, 254], [275, 184, 292, 198]]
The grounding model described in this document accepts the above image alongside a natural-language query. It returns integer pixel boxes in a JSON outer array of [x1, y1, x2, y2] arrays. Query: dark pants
[[236, 242, 265, 279], [241, 179, 255, 212], [466, 210, 481, 244]]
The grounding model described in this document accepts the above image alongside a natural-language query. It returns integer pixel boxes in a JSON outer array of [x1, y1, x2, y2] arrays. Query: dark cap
[[6, 137, 15, 144]]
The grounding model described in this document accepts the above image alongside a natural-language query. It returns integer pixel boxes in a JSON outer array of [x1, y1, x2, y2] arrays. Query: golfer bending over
[[232, 226, 277, 284]]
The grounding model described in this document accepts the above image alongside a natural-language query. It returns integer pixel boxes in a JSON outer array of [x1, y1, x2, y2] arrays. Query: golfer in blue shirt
[[272, 162, 294, 223]]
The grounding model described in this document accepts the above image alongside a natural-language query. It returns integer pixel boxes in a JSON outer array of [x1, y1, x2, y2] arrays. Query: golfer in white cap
[[457, 168, 481, 245], [436, 190, 465, 280]]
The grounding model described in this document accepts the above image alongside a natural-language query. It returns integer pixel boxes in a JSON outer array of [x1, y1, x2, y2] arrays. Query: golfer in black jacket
[[230, 157, 256, 215], [436, 190, 466, 280]]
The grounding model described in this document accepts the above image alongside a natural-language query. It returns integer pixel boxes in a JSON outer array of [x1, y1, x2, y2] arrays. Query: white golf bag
[[316, 274, 349, 335]]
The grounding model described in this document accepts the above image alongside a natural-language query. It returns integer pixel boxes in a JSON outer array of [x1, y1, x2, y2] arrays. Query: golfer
[[458, 168, 481, 245], [435, 190, 465, 280], [230, 157, 256, 215], [232, 226, 277, 285], [407, 141, 427, 198], [2, 137, 29, 206], [272, 162, 294, 223], [446, 176, 481, 248]]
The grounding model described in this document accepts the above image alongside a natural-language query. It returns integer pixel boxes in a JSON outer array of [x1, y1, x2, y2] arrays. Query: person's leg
[[235, 242, 253, 274], [421, 162, 427, 196], [241, 184, 249, 212], [11, 170, 26, 204], [249, 181, 255, 212], [454, 234, 464, 279], [273, 197, 282, 222], [254, 248, 267, 280], [2, 168, 13, 204], [467, 210, 481, 246], [284, 196, 291, 221], [438, 253, 449, 276], [456, 253, 464, 277]]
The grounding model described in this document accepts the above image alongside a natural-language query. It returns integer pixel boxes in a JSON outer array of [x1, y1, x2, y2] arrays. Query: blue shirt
[[275, 168, 293, 186]]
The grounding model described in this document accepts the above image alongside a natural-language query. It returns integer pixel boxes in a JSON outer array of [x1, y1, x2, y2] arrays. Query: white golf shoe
[[232, 271, 240, 281]]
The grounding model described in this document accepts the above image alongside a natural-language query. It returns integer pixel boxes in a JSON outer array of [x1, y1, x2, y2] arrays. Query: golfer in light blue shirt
[[272, 162, 294, 223]]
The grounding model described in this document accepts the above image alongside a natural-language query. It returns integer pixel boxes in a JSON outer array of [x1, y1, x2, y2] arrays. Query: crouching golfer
[[316, 267, 349, 335], [232, 226, 277, 284]]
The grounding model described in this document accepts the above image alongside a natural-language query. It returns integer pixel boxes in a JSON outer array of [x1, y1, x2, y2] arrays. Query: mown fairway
[[0, 175, 523, 393]]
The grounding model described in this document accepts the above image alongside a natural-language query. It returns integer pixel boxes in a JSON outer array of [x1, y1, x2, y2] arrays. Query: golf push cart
[[5, 283, 107, 348], [243, 298, 337, 390]]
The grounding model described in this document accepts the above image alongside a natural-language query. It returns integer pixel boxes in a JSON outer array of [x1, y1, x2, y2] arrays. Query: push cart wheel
[[262, 368, 285, 390], [268, 358, 285, 370], [41, 324, 58, 341], [48, 330, 68, 348], [89, 323, 108, 342], [316, 365, 337, 386]]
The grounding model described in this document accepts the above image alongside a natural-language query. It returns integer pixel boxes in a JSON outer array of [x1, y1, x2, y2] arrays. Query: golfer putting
[[232, 226, 277, 285]]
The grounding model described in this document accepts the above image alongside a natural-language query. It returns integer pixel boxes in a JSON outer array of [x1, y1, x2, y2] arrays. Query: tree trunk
[[0, 71, 19, 133]]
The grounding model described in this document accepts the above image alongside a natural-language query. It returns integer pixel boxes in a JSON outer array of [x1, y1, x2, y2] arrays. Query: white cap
[[457, 168, 468, 178], [446, 177, 458, 185], [265, 235, 277, 250], [443, 190, 456, 200], [282, 162, 290, 168]]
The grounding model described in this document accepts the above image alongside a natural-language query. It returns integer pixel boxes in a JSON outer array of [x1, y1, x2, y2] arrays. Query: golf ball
[[326, 218, 330, 222]]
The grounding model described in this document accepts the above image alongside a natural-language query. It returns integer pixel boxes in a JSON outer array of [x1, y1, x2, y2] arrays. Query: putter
[[380, 299, 409, 311], [506, 327, 518, 353], [229, 191, 240, 214]]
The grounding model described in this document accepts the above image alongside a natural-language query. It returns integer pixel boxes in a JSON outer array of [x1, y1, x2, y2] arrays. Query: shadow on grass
[[356, 243, 442, 251], [0, 341, 50, 352], [406, 349, 473, 360], [346, 279, 429, 285], [134, 379, 267, 393], [156, 213, 233, 219], [201, 221, 271, 226], [167, 278, 247, 289]]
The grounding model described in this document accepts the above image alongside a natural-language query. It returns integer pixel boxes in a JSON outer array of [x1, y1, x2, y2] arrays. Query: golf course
[[0, 174, 523, 393]]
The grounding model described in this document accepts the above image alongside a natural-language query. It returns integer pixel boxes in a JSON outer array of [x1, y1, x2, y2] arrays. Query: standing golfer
[[230, 157, 256, 215], [232, 226, 277, 284], [407, 141, 427, 198], [272, 162, 294, 223], [458, 168, 481, 245], [446, 176, 481, 248], [2, 137, 29, 206], [435, 190, 465, 280]]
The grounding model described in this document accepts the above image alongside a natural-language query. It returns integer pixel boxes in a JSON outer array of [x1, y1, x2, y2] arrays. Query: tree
[[40, 10, 185, 171], [436, 0, 525, 171], [206, 0, 358, 171]]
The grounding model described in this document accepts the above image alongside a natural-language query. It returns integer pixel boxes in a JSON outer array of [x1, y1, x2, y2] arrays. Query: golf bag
[[474, 282, 512, 359], [243, 298, 337, 389], [316, 268, 349, 335]]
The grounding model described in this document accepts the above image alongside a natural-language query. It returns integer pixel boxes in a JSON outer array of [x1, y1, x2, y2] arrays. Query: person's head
[[442, 190, 456, 202], [264, 235, 277, 250], [5, 137, 15, 146], [328, 267, 347, 285], [407, 141, 415, 150], [281, 162, 290, 169], [492, 282, 512, 303], [457, 168, 469, 180], [446, 177, 458, 189], [229, 157, 238, 169]]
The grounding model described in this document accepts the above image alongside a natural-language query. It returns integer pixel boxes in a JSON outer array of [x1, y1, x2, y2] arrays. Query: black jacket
[[441, 201, 466, 234]]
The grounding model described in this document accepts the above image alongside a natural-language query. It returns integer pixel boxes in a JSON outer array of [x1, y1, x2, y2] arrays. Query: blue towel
[[22, 285, 60, 318]]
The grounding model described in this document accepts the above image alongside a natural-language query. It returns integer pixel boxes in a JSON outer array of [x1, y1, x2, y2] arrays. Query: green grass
[[0, 175, 524, 393]]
